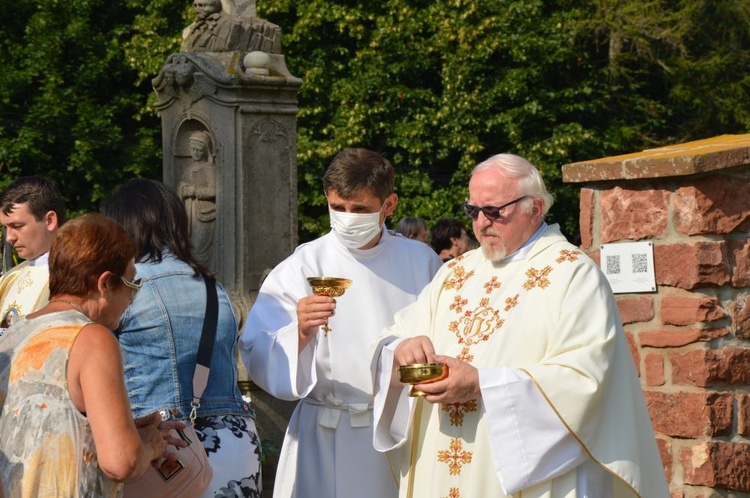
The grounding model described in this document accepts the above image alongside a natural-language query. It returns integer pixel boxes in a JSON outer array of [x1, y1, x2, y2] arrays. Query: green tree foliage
[[0, 0, 748, 242], [0, 0, 187, 213], [260, 0, 750, 241]]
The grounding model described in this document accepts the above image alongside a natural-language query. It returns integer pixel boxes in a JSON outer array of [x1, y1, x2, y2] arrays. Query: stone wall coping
[[562, 134, 750, 183]]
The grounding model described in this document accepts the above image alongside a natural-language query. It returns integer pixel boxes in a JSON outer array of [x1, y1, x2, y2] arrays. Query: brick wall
[[562, 134, 750, 497]]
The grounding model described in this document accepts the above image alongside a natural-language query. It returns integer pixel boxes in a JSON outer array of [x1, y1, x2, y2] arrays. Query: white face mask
[[329, 207, 384, 249]]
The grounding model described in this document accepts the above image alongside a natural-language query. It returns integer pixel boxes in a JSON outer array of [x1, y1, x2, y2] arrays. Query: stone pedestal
[[154, 51, 301, 312]]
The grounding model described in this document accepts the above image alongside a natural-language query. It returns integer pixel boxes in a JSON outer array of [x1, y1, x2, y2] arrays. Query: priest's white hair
[[472, 153, 554, 216]]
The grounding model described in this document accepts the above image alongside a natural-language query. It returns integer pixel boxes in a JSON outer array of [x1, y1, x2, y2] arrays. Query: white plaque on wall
[[600, 241, 656, 294]]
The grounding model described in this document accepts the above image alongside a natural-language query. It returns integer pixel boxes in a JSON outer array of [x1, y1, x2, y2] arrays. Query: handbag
[[123, 276, 219, 498]]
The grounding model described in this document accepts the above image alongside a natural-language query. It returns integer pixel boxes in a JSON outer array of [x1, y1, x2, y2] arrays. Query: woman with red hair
[[0, 214, 178, 497]]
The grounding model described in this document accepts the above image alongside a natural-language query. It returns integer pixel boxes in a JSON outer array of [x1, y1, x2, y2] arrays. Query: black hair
[[431, 218, 465, 253], [323, 148, 395, 202], [0, 176, 66, 224], [100, 178, 211, 277]]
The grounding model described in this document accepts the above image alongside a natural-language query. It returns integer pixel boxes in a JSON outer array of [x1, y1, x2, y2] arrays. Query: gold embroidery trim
[[406, 397, 424, 498], [518, 368, 645, 498]]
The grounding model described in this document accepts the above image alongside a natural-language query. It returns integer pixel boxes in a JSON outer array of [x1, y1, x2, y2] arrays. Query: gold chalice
[[398, 363, 449, 397], [306, 277, 352, 336]]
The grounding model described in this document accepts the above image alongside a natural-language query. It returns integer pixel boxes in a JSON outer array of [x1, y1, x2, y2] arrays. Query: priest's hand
[[415, 354, 481, 404], [393, 336, 436, 365], [391, 336, 436, 388], [296, 295, 336, 352]]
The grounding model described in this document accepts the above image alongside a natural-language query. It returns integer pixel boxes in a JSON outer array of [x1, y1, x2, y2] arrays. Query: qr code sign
[[600, 241, 656, 293], [632, 253, 648, 273], [605, 255, 621, 275]]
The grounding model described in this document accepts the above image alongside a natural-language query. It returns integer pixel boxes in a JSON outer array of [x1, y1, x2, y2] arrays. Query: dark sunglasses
[[461, 196, 528, 221]]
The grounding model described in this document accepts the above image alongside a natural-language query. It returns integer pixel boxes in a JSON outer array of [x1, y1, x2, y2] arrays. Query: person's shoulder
[[535, 237, 605, 285], [135, 253, 192, 275], [0, 260, 33, 288], [289, 233, 334, 256], [387, 231, 442, 265], [388, 231, 430, 249], [76, 322, 120, 349], [388, 230, 428, 250], [1, 260, 31, 277], [260, 234, 334, 280]]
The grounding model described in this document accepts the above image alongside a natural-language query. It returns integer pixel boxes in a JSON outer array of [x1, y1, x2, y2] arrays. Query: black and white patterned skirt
[[194, 414, 262, 497]]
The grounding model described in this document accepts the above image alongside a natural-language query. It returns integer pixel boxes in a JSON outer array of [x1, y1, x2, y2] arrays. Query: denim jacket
[[117, 252, 252, 420]]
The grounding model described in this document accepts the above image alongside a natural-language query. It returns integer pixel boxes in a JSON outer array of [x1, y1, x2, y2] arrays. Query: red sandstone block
[[727, 239, 750, 288], [644, 353, 665, 386], [729, 295, 750, 339], [671, 348, 750, 387], [639, 328, 728, 348], [671, 349, 711, 386], [656, 437, 673, 483], [660, 295, 726, 326], [680, 441, 750, 491], [674, 175, 750, 236], [739, 394, 750, 437], [599, 187, 669, 243], [579, 188, 594, 249], [625, 331, 640, 376], [617, 296, 655, 324], [654, 242, 730, 290], [645, 391, 732, 438]]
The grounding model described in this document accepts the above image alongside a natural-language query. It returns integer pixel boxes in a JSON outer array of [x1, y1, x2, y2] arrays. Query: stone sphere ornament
[[244, 51, 271, 75]]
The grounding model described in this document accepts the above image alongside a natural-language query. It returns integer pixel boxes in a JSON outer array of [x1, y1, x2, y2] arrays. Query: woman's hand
[[134, 412, 169, 466], [159, 420, 189, 450], [135, 414, 190, 466]]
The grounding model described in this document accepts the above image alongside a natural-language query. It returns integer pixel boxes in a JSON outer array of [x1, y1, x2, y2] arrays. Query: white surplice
[[372, 224, 669, 498], [241, 228, 442, 498]]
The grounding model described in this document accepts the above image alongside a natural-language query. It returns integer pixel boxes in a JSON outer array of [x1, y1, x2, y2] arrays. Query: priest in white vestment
[[372, 154, 669, 498], [0, 176, 65, 336], [241, 148, 442, 498]]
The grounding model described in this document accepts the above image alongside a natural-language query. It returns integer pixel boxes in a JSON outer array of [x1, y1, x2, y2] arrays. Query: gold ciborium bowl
[[306, 277, 352, 335], [398, 363, 449, 397], [306, 277, 352, 297]]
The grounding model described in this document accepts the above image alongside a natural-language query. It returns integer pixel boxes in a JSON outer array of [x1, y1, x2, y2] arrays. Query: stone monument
[[154, 0, 301, 313], [153, 2, 302, 495]]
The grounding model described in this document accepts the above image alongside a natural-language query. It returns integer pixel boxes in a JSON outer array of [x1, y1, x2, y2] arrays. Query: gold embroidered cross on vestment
[[441, 400, 478, 426], [437, 438, 472, 476]]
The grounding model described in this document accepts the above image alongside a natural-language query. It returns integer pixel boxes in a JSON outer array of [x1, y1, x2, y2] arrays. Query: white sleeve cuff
[[479, 367, 587, 493], [373, 338, 414, 451]]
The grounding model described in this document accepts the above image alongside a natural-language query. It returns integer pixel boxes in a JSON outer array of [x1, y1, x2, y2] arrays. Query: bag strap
[[190, 275, 219, 424]]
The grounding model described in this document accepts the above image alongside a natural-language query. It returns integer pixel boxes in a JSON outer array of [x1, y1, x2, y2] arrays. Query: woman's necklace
[[49, 299, 88, 317]]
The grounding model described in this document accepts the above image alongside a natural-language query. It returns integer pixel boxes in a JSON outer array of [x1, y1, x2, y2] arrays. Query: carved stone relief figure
[[178, 130, 217, 268], [182, 0, 243, 52], [181, 0, 282, 54]]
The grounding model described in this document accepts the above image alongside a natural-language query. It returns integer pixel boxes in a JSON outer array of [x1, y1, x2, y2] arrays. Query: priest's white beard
[[481, 243, 507, 262], [479, 227, 507, 262]]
